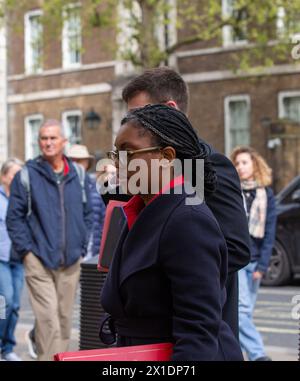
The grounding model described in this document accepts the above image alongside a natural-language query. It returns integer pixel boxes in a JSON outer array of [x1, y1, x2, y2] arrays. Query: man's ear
[[165, 100, 179, 109]]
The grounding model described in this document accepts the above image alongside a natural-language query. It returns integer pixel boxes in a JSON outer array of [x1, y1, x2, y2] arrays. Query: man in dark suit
[[103, 67, 250, 339]]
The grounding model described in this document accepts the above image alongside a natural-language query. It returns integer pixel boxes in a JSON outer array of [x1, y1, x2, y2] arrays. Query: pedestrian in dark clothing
[[103, 67, 251, 339], [0, 158, 24, 361], [231, 146, 277, 361], [100, 104, 243, 361], [67, 144, 106, 259], [6, 120, 93, 361]]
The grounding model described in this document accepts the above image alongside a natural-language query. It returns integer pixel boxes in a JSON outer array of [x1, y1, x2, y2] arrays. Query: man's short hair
[[39, 119, 65, 138], [122, 67, 189, 114]]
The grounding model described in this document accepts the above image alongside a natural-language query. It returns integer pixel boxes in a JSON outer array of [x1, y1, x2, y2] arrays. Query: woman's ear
[[161, 146, 176, 162]]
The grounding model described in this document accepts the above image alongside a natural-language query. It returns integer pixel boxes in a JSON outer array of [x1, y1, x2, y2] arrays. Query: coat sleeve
[[6, 172, 34, 259], [256, 188, 277, 273], [206, 153, 251, 274], [159, 205, 227, 361]]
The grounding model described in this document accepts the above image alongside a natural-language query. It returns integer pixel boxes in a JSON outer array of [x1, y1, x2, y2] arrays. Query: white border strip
[[176, 40, 279, 59], [8, 83, 112, 104], [183, 64, 300, 84], [8, 61, 116, 81]]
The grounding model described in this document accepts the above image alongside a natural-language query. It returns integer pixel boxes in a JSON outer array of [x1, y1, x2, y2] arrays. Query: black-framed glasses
[[106, 146, 161, 162]]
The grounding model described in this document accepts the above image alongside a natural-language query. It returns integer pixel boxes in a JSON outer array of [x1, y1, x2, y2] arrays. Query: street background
[[15, 278, 300, 361]]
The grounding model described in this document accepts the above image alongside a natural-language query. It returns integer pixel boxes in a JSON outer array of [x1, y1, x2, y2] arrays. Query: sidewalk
[[14, 323, 79, 362], [13, 323, 298, 362]]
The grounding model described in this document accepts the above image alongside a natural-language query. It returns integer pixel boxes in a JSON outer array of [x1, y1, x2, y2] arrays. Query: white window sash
[[25, 114, 43, 160], [24, 10, 43, 74], [277, 6, 286, 38], [62, 110, 82, 148], [222, 0, 248, 47], [278, 91, 300, 122], [115, 0, 177, 75], [224, 95, 251, 156], [62, 5, 82, 69]]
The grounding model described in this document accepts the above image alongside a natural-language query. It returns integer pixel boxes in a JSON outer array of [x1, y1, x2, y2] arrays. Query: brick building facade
[[4, 1, 300, 189]]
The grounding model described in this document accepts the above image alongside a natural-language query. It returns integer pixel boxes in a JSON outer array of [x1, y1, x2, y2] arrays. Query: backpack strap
[[73, 162, 87, 204], [20, 166, 32, 217]]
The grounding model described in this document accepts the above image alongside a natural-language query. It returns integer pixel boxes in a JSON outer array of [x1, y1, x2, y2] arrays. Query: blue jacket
[[246, 187, 277, 273], [0, 186, 11, 262], [101, 186, 243, 361], [88, 174, 106, 257], [6, 156, 93, 270]]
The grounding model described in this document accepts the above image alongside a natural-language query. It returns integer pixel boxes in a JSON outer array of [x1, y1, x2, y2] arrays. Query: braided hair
[[121, 104, 217, 198]]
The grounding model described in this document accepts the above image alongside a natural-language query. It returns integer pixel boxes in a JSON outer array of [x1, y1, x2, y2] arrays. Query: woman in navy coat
[[100, 104, 243, 361]]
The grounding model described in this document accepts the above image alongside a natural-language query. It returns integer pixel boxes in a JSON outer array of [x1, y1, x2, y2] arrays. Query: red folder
[[98, 200, 128, 272], [54, 343, 173, 361]]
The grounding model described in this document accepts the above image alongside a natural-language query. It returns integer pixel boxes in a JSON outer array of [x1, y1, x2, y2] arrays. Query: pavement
[[8, 282, 300, 362], [13, 324, 298, 362]]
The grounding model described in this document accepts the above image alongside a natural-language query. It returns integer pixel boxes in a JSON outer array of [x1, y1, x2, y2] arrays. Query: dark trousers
[[223, 273, 239, 341]]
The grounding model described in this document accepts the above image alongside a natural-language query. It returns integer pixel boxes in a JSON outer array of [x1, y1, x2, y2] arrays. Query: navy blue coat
[[6, 156, 93, 269], [101, 186, 243, 361]]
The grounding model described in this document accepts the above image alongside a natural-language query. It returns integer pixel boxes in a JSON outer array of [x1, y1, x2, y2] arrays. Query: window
[[62, 5, 81, 68], [222, 0, 248, 47], [25, 10, 43, 74], [276, 6, 300, 42], [25, 115, 43, 160], [276, 6, 286, 38], [224, 95, 251, 156], [279, 92, 300, 122], [115, 1, 141, 76], [115, 0, 177, 74], [62, 110, 82, 149]]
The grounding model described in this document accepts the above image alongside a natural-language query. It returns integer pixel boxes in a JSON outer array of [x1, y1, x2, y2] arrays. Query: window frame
[[276, 6, 300, 43], [24, 114, 43, 160], [115, 0, 177, 75], [62, 109, 82, 147], [278, 90, 300, 122], [224, 94, 251, 156], [24, 9, 43, 74], [62, 3, 82, 69], [222, 0, 248, 47]]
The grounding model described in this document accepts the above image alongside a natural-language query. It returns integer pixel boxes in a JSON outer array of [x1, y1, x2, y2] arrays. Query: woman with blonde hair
[[231, 146, 277, 361]]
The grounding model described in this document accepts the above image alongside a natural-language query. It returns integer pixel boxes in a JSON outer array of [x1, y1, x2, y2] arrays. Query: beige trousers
[[24, 253, 81, 361]]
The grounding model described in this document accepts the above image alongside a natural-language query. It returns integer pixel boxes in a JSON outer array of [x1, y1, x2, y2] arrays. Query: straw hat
[[67, 145, 95, 170], [67, 144, 94, 160]]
